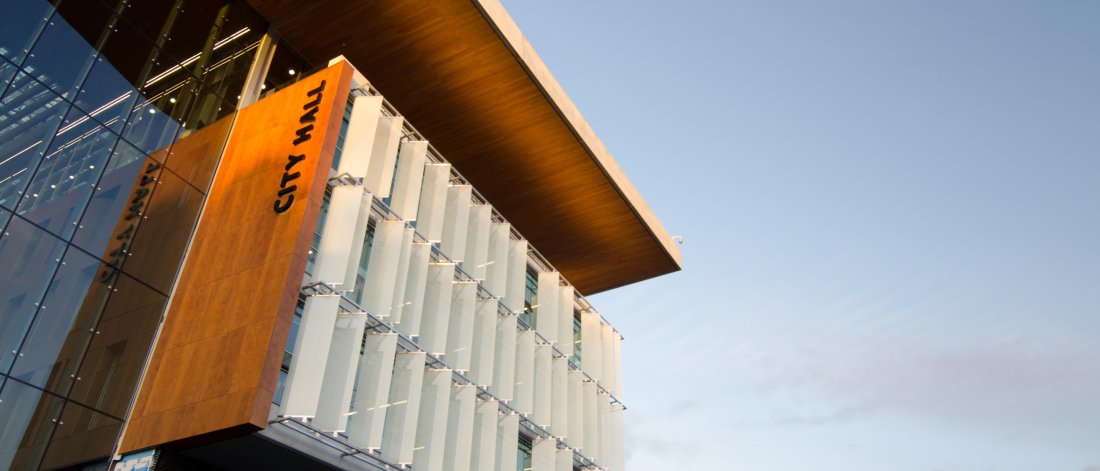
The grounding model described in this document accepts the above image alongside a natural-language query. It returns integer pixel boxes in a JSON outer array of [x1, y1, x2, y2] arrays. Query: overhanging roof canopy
[[245, 0, 682, 294]]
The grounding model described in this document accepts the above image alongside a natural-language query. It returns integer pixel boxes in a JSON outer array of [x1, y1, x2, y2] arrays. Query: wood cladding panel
[[244, 0, 680, 294], [119, 62, 354, 452]]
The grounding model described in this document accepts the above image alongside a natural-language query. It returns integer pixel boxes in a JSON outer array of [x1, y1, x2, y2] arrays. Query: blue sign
[[115, 449, 156, 471]]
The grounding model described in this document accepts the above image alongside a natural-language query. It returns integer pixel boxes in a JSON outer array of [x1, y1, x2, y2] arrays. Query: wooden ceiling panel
[[244, 0, 681, 294]]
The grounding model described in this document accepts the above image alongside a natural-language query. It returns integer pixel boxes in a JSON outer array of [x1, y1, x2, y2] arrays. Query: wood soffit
[[243, 0, 682, 294]]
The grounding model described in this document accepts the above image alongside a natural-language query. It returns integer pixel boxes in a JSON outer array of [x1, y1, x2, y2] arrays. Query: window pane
[[0, 377, 65, 471], [0, 0, 53, 64], [15, 106, 118, 240], [163, 111, 233, 193], [74, 53, 141, 134], [39, 400, 120, 470], [69, 139, 150, 258], [120, 167, 204, 293], [94, 10, 163, 91], [0, 73, 69, 210], [121, 91, 182, 156], [19, 10, 98, 100], [6, 247, 101, 396], [67, 272, 167, 418], [0, 216, 67, 373], [0, 205, 10, 233], [0, 57, 19, 97]]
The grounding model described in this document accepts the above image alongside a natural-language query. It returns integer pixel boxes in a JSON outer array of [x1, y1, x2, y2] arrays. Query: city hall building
[[0, 1, 681, 470]]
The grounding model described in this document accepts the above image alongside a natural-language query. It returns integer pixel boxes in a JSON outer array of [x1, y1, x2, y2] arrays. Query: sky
[[501, 1, 1100, 470]]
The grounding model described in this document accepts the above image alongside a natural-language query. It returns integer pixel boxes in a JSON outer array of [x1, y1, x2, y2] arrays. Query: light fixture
[[288, 68, 296, 75]]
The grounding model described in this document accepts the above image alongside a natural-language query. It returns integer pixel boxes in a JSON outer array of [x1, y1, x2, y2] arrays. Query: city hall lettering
[[274, 79, 327, 214]]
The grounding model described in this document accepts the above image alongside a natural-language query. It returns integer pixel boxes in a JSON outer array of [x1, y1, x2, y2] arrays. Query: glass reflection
[[69, 139, 149, 258], [0, 216, 67, 373], [15, 106, 117, 240], [0, 377, 65, 471], [0, 73, 70, 210], [68, 272, 167, 418], [120, 167, 205, 293], [0, 0, 53, 64], [19, 10, 97, 101], [39, 401, 120, 470], [7, 246, 100, 396]]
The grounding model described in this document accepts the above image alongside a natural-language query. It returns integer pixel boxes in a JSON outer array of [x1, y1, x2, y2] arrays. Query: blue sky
[[502, 1, 1100, 470]]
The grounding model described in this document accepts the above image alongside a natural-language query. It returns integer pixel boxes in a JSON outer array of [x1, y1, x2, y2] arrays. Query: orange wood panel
[[119, 61, 354, 452]]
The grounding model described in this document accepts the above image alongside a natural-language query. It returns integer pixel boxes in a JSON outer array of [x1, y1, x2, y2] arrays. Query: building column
[[551, 356, 569, 440], [442, 384, 476, 471], [389, 140, 428, 220], [484, 222, 511, 296], [359, 219, 406, 317], [558, 285, 575, 357], [336, 95, 382, 179], [495, 413, 519, 471], [380, 352, 427, 465], [364, 116, 404, 197], [468, 298, 499, 387], [503, 239, 528, 313], [419, 263, 456, 354], [416, 163, 451, 242], [580, 310, 604, 384], [464, 204, 491, 280], [446, 281, 478, 371], [342, 189, 374, 290], [533, 343, 553, 429], [556, 447, 574, 471], [609, 403, 625, 471], [280, 294, 340, 418], [582, 380, 599, 463], [388, 227, 415, 325], [513, 329, 536, 416], [536, 272, 560, 346], [597, 392, 612, 468], [440, 184, 472, 261], [491, 314, 517, 401], [395, 241, 431, 337], [345, 332, 399, 449], [413, 368, 453, 471], [531, 437, 556, 471], [601, 324, 616, 396], [313, 313, 368, 432], [311, 185, 369, 288], [567, 369, 585, 451], [470, 398, 499, 471]]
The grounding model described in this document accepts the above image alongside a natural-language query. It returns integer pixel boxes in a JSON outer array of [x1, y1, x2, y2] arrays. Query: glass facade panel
[[74, 44, 143, 133], [69, 141, 154, 259], [0, 0, 53, 65], [517, 436, 533, 471], [6, 246, 100, 396], [120, 167, 205, 293], [39, 400, 120, 470], [19, 10, 97, 100], [0, 57, 20, 97], [0, 0, 270, 466], [15, 106, 118, 240], [67, 273, 167, 418], [0, 205, 10, 230], [0, 73, 70, 209], [0, 378, 66, 471], [121, 91, 182, 156], [0, 216, 67, 373]]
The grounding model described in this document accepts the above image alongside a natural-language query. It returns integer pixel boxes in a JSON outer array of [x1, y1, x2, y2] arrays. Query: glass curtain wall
[[0, 0, 269, 469]]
